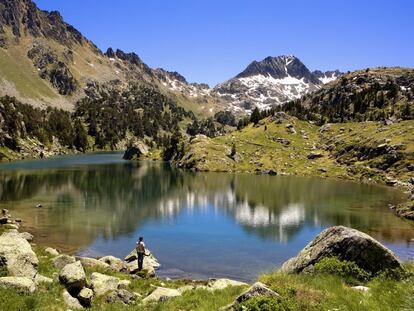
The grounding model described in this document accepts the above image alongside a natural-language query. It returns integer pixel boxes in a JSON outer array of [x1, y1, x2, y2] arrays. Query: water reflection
[[0, 153, 412, 279]]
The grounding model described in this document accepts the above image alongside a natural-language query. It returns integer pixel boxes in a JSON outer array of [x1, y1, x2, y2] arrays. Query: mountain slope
[[213, 55, 342, 112]]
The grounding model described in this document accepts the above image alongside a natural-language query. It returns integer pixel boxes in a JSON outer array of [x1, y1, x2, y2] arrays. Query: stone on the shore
[[90, 272, 120, 296], [142, 286, 181, 303], [0, 276, 36, 293], [78, 287, 94, 307], [76, 256, 111, 270], [0, 217, 9, 225], [123, 141, 149, 160], [53, 254, 76, 269], [234, 282, 279, 304], [62, 289, 84, 310], [99, 255, 127, 272], [0, 231, 39, 278], [207, 278, 248, 290], [45, 247, 59, 256], [19, 232, 33, 242], [280, 226, 403, 275], [125, 249, 160, 276], [106, 289, 136, 305], [59, 261, 86, 293], [34, 274, 53, 285]]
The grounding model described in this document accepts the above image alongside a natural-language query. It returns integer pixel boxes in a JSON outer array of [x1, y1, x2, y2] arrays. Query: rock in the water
[[63, 289, 84, 310], [0, 217, 8, 225], [123, 141, 149, 160], [19, 232, 33, 242], [207, 278, 248, 290], [280, 226, 403, 275], [34, 274, 53, 285], [106, 289, 136, 305], [0, 231, 39, 278], [45, 247, 59, 256], [90, 272, 120, 296], [0, 276, 36, 293], [99, 255, 127, 272], [78, 287, 94, 307], [76, 256, 111, 270], [59, 261, 86, 293], [53, 254, 76, 269], [142, 286, 181, 303]]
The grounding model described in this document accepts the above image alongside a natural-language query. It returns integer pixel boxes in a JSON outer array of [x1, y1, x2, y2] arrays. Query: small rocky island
[[0, 208, 411, 310]]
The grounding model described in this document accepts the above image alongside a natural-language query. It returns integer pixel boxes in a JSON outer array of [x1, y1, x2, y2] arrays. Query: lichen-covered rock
[[0, 276, 36, 293], [280, 226, 403, 275], [99, 255, 127, 272], [45, 247, 59, 256], [53, 254, 76, 269], [90, 272, 119, 296], [18, 232, 33, 242], [78, 287, 94, 307], [124, 249, 160, 276], [0, 231, 39, 278], [62, 289, 83, 310], [142, 286, 181, 303], [106, 289, 136, 305], [76, 256, 111, 270], [59, 261, 86, 293], [34, 274, 53, 285], [207, 278, 248, 290]]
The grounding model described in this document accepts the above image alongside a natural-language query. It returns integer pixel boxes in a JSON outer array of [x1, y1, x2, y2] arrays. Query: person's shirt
[[136, 241, 146, 254]]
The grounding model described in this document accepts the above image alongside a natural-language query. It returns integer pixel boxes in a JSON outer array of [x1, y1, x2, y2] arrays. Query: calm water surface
[[0, 152, 413, 281]]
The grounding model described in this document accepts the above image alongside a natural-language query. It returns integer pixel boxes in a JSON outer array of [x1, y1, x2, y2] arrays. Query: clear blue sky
[[34, 0, 413, 86]]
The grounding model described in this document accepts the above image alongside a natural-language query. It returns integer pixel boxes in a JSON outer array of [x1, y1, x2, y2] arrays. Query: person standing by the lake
[[136, 237, 146, 271]]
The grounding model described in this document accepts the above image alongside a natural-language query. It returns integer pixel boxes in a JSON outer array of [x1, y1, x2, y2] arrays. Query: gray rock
[[34, 274, 53, 285], [90, 272, 119, 296], [0, 231, 39, 278], [280, 226, 403, 275], [0, 276, 36, 293], [78, 287, 93, 307], [0, 217, 8, 225], [19, 232, 33, 242], [125, 249, 160, 276], [223, 282, 279, 310], [76, 256, 111, 270], [59, 261, 86, 293], [142, 286, 181, 303], [106, 289, 136, 305], [45, 247, 59, 256], [123, 141, 149, 160], [62, 289, 83, 310], [351, 285, 370, 293], [99, 255, 127, 272], [53, 254, 76, 269], [118, 279, 131, 290], [307, 152, 323, 160], [207, 278, 248, 290]]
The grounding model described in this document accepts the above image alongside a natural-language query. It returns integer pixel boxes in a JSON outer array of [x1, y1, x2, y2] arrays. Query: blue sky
[[34, 0, 413, 86]]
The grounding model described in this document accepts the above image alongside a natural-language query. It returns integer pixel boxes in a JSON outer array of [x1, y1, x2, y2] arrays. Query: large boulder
[[90, 272, 120, 296], [53, 254, 76, 269], [280, 226, 403, 275], [0, 276, 36, 293], [142, 286, 181, 303], [78, 287, 94, 307], [0, 231, 39, 278], [59, 261, 86, 293]]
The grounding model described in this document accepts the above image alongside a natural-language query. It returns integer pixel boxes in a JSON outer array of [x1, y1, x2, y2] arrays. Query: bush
[[375, 267, 414, 281], [235, 296, 294, 311], [314, 257, 371, 285]]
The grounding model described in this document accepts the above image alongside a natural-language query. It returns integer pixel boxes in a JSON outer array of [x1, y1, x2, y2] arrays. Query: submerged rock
[[280, 226, 403, 275], [0, 231, 39, 278]]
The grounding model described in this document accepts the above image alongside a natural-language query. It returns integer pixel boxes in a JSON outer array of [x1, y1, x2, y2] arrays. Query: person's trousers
[[138, 252, 144, 271]]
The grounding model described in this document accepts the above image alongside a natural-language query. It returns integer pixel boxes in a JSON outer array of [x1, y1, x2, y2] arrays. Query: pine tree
[[73, 119, 88, 152], [250, 107, 261, 125]]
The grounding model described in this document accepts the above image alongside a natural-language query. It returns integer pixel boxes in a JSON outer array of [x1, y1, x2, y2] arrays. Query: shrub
[[314, 257, 371, 285], [235, 296, 294, 311]]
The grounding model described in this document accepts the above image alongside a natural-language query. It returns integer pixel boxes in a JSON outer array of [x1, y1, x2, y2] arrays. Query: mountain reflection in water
[[0, 153, 412, 281]]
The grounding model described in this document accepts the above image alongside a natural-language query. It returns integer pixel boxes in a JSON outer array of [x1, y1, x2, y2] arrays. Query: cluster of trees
[[0, 96, 88, 152], [0, 85, 194, 154]]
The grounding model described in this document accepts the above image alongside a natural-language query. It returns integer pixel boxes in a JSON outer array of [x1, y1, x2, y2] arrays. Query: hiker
[[136, 236, 146, 271]]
